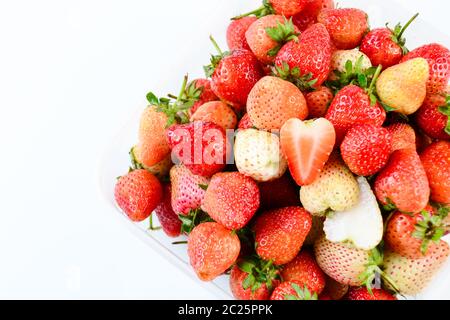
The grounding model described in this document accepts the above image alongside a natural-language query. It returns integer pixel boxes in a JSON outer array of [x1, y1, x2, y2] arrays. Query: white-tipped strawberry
[[324, 177, 383, 250], [234, 129, 288, 182]]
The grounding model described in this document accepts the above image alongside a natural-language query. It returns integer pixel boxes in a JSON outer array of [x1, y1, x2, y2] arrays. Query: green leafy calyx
[[413, 206, 448, 255], [204, 35, 230, 78], [273, 62, 317, 91], [284, 284, 318, 301], [265, 18, 300, 57], [179, 209, 214, 235], [231, 0, 275, 20], [239, 255, 281, 294], [387, 13, 419, 55], [438, 95, 450, 136]]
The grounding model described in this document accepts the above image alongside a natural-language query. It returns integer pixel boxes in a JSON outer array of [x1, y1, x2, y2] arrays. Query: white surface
[[0, 0, 449, 299]]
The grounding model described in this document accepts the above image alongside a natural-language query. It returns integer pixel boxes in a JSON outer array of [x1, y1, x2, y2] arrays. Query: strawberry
[[269, 0, 308, 17], [328, 49, 372, 81], [275, 23, 332, 88], [420, 141, 450, 204], [416, 94, 450, 140], [205, 38, 264, 111], [154, 184, 181, 237], [385, 123, 416, 152], [134, 106, 171, 168], [321, 276, 348, 300], [166, 121, 229, 177], [170, 165, 210, 215], [304, 216, 325, 246], [325, 85, 386, 144], [247, 76, 308, 131], [188, 222, 240, 281], [385, 205, 447, 259], [230, 256, 281, 300], [227, 17, 257, 51], [383, 242, 450, 295], [360, 13, 419, 69], [375, 149, 430, 213], [130, 148, 173, 179], [280, 118, 336, 186], [238, 113, 255, 130], [346, 287, 396, 300], [245, 15, 300, 65], [281, 250, 326, 295], [292, 0, 335, 32], [300, 154, 359, 215], [305, 86, 334, 118], [317, 8, 369, 50], [190, 101, 238, 130], [271, 281, 318, 300], [258, 174, 300, 210], [253, 207, 312, 265], [324, 177, 384, 250], [340, 124, 392, 176], [186, 79, 218, 116], [201, 172, 260, 230], [114, 169, 163, 222], [401, 43, 450, 94], [376, 58, 429, 115]]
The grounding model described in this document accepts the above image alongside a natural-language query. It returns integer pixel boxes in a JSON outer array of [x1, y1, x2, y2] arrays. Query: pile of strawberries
[[114, 0, 450, 300]]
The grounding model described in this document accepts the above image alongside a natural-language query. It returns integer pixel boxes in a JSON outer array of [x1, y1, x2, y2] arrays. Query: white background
[[0, 0, 448, 299]]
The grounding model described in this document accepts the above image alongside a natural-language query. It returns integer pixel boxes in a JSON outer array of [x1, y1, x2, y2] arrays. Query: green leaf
[[238, 260, 256, 274], [198, 184, 209, 191], [242, 274, 255, 290], [146, 92, 159, 105]]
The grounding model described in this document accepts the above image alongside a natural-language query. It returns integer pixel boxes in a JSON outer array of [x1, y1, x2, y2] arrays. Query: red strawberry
[[230, 256, 281, 300], [306, 86, 334, 119], [340, 124, 392, 176], [201, 172, 260, 230], [190, 101, 238, 130], [281, 250, 326, 295], [416, 94, 450, 140], [292, 0, 335, 32], [227, 17, 257, 51], [346, 287, 396, 300], [170, 165, 210, 215], [385, 205, 446, 259], [271, 281, 318, 300], [238, 113, 255, 130], [166, 121, 229, 177], [401, 43, 450, 94], [321, 275, 349, 300], [253, 207, 312, 265], [154, 184, 181, 237], [245, 15, 300, 65], [360, 14, 419, 69], [421, 141, 450, 204], [275, 23, 332, 88], [374, 149, 430, 213], [115, 170, 163, 222], [270, 0, 308, 17], [258, 174, 300, 210], [325, 85, 386, 144], [206, 38, 264, 111], [280, 118, 336, 186], [187, 79, 218, 116], [385, 123, 416, 152], [317, 8, 369, 50], [188, 222, 240, 281]]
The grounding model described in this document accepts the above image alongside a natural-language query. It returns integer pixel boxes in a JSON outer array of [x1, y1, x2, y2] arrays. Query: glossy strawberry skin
[[189, 79, 218, 116], [292, 0, 335, 31], [211, 49, 264, 111], [115, 170, 163, 222], [258, 174, 300, 210], [154, 184, 181, 237], [306, 86, 334, 119], [401, 43, 450, 94], [281, 250, 326, 295], [275, 23, 332, 88], [270, 0, 308, 17], [188, 222, 240, 281], [346, 287, 396, 300], [253, 207, 312, 265], [166, 121, 229, 178], [360, 28, 403, 69], [227, 17, 257, 51], [318, 8, 369, 50], [416, 94, 450, 140], [420, 141, 450, 204], [230, 266, 274, 300], [341, 124, 392, 176], [325, 85, 386, 144], [385, 206, 440, 259], [386, 123, 416, 152], [270, 281, 310, 300], [201, 172, 260, 230], [375, 149, 430, 213]]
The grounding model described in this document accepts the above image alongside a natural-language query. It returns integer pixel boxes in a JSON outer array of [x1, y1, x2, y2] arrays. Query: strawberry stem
[[368, 64, 382, 94], [397, 13, 419, 40], [177, 74, 189, 102], [232, 5, 266, 20], [149, 215, 162, 231], [172, 241, 188, 245], [209, 35, 224, 57]]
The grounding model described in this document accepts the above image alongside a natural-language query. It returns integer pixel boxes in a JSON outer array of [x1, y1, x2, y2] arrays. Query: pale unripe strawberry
[[376, 58, 429, 115], [234, 129, 288, 182], [131, 147, 173, 179], [329, 49, 372, 80], [190, 101, 238, 130], [300, 154, 359, 215], [383, 242, 450, 295]]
